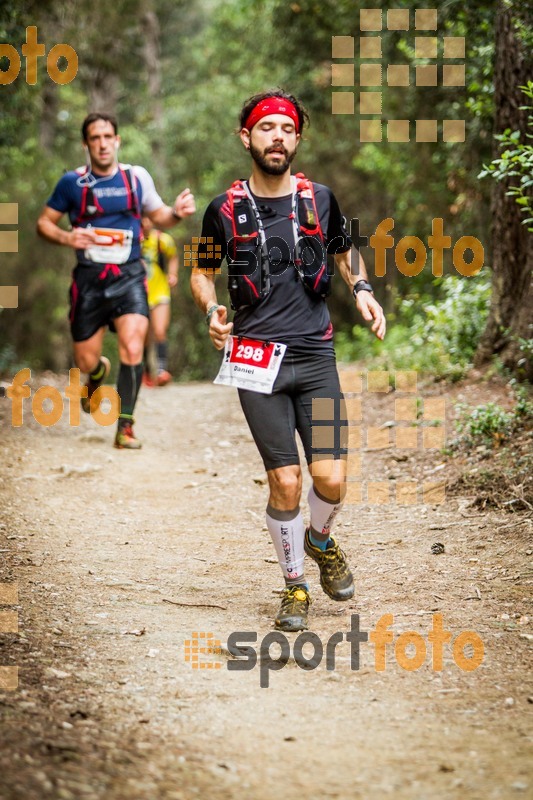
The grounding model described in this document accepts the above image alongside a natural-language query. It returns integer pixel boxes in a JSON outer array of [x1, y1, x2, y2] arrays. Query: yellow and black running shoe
[[275, 585, 311, 631], [304, 529, 354, 601]]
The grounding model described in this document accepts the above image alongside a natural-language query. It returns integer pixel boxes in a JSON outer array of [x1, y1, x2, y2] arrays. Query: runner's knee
[[74, 352, 100, 374], [119, 339, 144, 364], [313, 473, 345, 504], [268, 467, 302, 507]]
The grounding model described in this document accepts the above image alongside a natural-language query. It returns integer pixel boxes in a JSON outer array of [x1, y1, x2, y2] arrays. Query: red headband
[[244, 98, 300, 133]]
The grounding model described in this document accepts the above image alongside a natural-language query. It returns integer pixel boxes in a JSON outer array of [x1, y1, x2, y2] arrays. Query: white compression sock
[[308, 485, 343, 540], [265, 505, 306, 585]]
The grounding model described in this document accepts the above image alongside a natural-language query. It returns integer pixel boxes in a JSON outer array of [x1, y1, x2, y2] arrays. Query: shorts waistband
[[75, 259, 143, 270]]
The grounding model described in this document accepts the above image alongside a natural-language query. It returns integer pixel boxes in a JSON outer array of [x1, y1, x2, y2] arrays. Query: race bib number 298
[[214, 336, 286, 394], [232, 340, 272, 367]]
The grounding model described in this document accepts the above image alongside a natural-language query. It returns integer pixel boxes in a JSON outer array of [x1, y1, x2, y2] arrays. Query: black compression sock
[[156, 341, 168, 372], [89, 360, 106, 382], [116, 362, 143, 417]]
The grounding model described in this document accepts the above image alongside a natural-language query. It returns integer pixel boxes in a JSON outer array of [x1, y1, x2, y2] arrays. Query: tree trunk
[[474, 1, 533, 380], [39, 81, 59, 153], [88, 70, 119, 115], [141, 1, 165, 188]]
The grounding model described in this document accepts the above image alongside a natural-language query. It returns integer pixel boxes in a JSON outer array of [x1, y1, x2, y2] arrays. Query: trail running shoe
[[156, 369, 172, 386], [142, 372, 155, 388], [81, 356, 111, 414], [304, 528, 354, 601], [275, 585, 311, 632], [114, 420, 142, 450]]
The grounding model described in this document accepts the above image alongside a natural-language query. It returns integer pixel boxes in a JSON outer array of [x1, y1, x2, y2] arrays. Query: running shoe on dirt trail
[[304, 529, 354, 601], [275, 585, 311, 631], [156, 369, 172, 386], [114, 418, 142, 450], [81, 356, 111, 414]]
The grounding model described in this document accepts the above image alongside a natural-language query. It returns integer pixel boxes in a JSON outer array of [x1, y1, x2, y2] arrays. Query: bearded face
[[249, 141, 298, 175]]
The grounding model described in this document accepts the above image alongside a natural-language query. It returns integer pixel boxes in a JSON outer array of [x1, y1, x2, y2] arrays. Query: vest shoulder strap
[[225, 173, 324, 242], [294, 172, 323, 240], [74, 166, 140, 225], [120, 166, 140, 217], [225, 180, 259, 255]]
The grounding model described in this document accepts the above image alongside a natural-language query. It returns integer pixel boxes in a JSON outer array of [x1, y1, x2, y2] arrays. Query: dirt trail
[[0, 373, 531, 800]]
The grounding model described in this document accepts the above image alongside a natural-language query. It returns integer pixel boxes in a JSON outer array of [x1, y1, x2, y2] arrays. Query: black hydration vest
[[223, 173, 330, 311]]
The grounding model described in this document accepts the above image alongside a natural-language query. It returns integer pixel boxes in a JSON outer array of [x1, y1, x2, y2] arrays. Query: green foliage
[[514, 385, 533, 418], [454, 381, 533, 449], [0, 345, 18, 375], [479, 82, 533, 231], [517, 335, 533, 362], [455, 401, 514, 445], [336, 274, 491, 380]]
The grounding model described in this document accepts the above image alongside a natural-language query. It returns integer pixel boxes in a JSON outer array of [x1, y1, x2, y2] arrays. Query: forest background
[[0, 0, 531, 385]]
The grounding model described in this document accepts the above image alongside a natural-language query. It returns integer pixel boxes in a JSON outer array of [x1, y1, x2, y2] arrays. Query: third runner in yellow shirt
[[141, 215, 178, 386]]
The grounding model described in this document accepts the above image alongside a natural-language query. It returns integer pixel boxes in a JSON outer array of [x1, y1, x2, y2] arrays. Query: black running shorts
[[69, 260, 149, 342], [238, 351, 348, 472]]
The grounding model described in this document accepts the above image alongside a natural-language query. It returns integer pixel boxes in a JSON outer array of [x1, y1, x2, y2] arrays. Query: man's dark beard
[[249, 142, 297, 176]]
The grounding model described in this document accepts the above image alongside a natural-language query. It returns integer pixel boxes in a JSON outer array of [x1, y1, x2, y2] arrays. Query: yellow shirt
[[142, 230, 177, 308]]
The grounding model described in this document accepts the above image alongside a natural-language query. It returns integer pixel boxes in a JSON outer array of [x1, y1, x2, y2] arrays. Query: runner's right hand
[[209, 305, 233, 350], [68, 227, 100, 249]]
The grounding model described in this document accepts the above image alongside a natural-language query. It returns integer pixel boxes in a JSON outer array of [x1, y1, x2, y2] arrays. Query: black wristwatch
[[353, 280, 374, 298]]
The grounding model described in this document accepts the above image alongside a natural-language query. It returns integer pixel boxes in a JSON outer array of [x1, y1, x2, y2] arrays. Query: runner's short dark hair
[[239, 90, 310, 133], [81, 113, 118, 142]]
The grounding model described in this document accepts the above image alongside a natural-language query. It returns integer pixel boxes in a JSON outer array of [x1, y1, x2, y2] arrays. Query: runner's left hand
[[173, 188, 196, 219], [356, 292, 386, 340]]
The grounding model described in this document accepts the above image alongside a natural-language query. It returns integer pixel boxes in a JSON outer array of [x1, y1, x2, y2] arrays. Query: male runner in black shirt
[[191, 90, 385, 630]]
